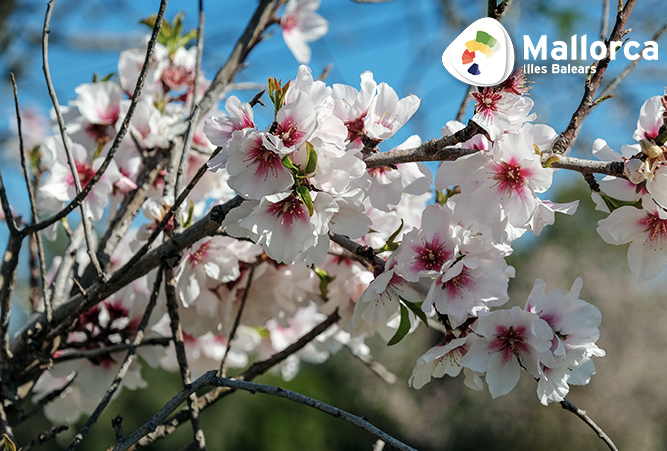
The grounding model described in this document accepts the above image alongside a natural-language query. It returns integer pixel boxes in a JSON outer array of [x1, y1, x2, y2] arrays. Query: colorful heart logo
[[442, 17, 514, 87]]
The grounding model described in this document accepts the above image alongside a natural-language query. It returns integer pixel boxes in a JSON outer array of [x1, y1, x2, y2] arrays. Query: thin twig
[[53, 337, 171, 364], [190, 0, 204, 115], [560, 397, 619, 451], [549, 0, 637, 155], [42, 0, 105, 281], [455, 85, 474, 122], [196, 0, 279, 117], [207, 376, 418, 451], [22, 424, 69, 451], [218, 264, 256, 377], [174, 106, 201, 229], [329, 233, 385, 274], [598, 19, 667, 99], [600, 0, 610, 41], [24, 0, 169, 237], [362, 120, 482, 168], [19, 373, 77, 423], [344, 346, 397, 384], [164, 268, 205, 450], [11, 74, 50, 320], [65, 268, 164, 451], [132, 309, 340, 449], [0, 167, 22, 369]]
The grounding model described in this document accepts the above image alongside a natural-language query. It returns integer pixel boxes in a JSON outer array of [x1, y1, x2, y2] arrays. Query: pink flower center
[[162, 65, 195, 90], [491, 158, 531, 194], [440, 267, 474, 299], [640, 212, 667, 242], [472, 88, 502, 118], [188, 241, 211, 268], [65, 162, 96, 187], [245, 136, 284, 180], [275, 118, 305, 147], [281, 13, 298, 32], [489, 325, 529, 365], [267, 193, 309, 227], [345, 116, 366, 142], [411, 236, 452, 273]]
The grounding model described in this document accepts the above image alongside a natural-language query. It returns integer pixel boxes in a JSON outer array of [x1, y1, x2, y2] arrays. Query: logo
[[442, 18, 514, 87]]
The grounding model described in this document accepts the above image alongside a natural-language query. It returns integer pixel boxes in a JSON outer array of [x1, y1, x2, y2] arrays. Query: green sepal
[[375, 219, 403, 253], [542, 155, 560, 168], [313, 266, 335, 299], [387, 303, 410, 346], [399, 296, 428, 327], [600, 193, 643, 212], [533, 144, 541, 156], [296, 185, 314, 216], [4, 434, 19, 451], [183, 201, 195, 228], [304, 142, 318, 174]]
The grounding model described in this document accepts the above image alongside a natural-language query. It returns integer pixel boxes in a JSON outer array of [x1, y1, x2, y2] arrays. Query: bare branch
[[209, 376, 418, 451], [22, 424, 69, 451], [42, 0, 105, 281], [561, 398, 619, 451], [598, 19, 667, 99], [549, 0, 638, 155], [132, 309, 341, 449], [190, 0, 205, 115], [65, 268, 164, 451], [53, 337, 171, 364], [24, 0, 169, 237], [329, 233, 385, 274], [11, 73, 50, 320], [362, 121, 482, 168], [600, 0, 610, 40], [196, 0, 280, 116], [219, 263, 256, 377], [164, 268, 205, 450]]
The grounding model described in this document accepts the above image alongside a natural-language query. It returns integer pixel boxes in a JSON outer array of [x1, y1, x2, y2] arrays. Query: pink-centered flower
[[597, 194, 667, 280], [280, 0, 329, 64], [461, 306, 553, 398]]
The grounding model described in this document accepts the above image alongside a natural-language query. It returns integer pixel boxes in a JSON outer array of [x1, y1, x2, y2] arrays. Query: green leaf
[[400, 297, 428, 327], [4, 434, 18, 451], [139, 15, 157, 29], [313, 266, 335, 299], [387, 303, 410, 346], [374, 219, 403, 253], [296, 185, 314, 216], [304, 142, 318, 174], [281, 155, 300, 173], [600, 193, 643, 212]]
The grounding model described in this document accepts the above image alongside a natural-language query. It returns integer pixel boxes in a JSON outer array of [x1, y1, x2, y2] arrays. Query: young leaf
[[387, 303, 411, 346], [400, 296, 428, 327], [313, 266, 335, 299], [304, 142, 318, 174], [600, 193, 642, 212], [296, 185, 314, 216], [281, 154, 300, 173], [3, 434, 18, 451]]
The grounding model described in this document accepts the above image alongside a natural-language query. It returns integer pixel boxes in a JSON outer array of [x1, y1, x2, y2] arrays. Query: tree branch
[[65, 268, 164, 450], [560, 397, 618, 451], [549, 0, 637, 155]]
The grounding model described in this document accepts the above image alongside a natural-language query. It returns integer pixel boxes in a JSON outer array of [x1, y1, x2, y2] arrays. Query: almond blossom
[[280, 0, 328, 64]]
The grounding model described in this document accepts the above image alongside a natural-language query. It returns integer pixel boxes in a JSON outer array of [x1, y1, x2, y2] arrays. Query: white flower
[[280, 0, 329, 64]]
